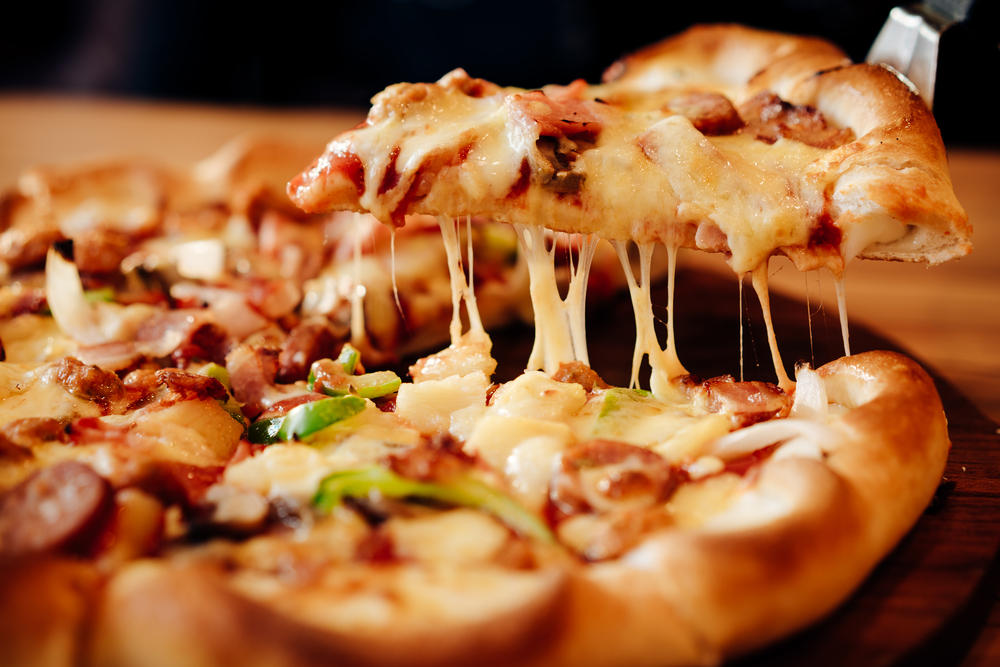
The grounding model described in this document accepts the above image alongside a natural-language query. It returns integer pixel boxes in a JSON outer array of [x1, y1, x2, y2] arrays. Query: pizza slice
[[288, 23, 970, 389]]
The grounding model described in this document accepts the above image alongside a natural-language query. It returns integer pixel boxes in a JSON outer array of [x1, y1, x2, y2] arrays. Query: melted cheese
[[611, 240, 686, 397], [750, 261, 793, 391], [515, 225, 595, 373]]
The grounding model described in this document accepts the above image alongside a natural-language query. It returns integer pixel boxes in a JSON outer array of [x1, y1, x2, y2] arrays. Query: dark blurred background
[[1, 0, 997, 144]]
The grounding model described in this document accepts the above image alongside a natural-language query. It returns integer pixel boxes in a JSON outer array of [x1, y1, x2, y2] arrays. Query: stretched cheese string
[[611, 240, 686, 398], [514, 224, 595, 373], [834, 272, 851, 357], [349, 213, 367, 347], [389, 227, 403, 319], [738, 273, 745, 382], [566, 233, 599, 368], [663, 242, 685, 381], [749, 260, 794, 391], [437, 216, 486, 345]]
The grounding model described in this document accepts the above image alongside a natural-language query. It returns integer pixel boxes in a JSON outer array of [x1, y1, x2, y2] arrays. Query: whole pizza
[[0, 24, 971, 667]]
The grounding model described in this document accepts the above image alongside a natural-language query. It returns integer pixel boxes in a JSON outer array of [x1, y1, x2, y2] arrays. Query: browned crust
[[84, 351, 948, 667]]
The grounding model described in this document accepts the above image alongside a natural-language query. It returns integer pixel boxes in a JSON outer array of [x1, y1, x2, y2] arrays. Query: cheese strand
[[834, 272, 851, 357], [750, 261, 793, 391]]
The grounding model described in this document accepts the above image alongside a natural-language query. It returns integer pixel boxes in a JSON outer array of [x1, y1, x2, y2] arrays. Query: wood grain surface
[[1, 94, 998, 665]]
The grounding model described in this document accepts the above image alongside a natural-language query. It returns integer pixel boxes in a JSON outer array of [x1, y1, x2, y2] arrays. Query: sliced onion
[[46, 246, 105, 345], [789, 365, 828, 423], [706, 419, 840, 461]]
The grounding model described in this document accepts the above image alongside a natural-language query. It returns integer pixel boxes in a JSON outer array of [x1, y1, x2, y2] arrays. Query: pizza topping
[[313, 466, 555, 544], [551, 439, 678, 515], [248, 396, 367, 445], [0, 460, 114, 557], [551, 361, 609, 392], [556, 506, 673, 561], [662, 92, 744, 136], [275, 319, 339, 384], [44, 356, 127, 414], [2, 417, 66, 446], [739, 91, 855, 149], [225, 344, 304, 419], [685, 375, 791, 427]]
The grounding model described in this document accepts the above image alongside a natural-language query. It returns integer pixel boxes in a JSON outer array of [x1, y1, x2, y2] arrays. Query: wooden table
[[2, 94, 999, 663]]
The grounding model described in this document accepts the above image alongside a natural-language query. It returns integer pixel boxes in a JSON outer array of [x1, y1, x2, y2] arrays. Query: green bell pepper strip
[[249, 396, 367, 445], [337, 345, 360, 375], [312, 466, 555, 544], [247, 417, 283, 444], [346, 371, 401, 399]]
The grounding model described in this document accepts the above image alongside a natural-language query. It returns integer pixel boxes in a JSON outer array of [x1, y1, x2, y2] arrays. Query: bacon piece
[[45, 357, 126, 412], [276, 319, 339, 384], [739, 91, 855, 149], [134, 309, 215, 359], [662, 92, 743, 136], [226, 344, 305, 419], [510, 91, 604, 143], [0, 461, 114, 557], [551, 361, 609, 393], [551, 440, 678, 516], [170, 322, 231, 368]]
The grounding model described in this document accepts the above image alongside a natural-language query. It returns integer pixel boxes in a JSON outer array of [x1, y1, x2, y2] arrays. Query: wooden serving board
[[482, 267, 1000, 666]]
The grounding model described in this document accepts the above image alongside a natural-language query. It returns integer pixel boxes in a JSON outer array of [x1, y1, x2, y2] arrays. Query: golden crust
[[85, 351, 949, 667]]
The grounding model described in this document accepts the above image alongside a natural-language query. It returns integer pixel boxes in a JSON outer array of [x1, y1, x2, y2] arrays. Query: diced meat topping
[[685, 375, 791, 427], [0, 461, 114, 557], [739, 92, 855, 148], [45, 357, 126, 411], [551, 361, 610, 393], [72, 228, 132, 274], [662, 92, 744, 136], [551, 440, 678, 516], [154, 368, 229, 403]]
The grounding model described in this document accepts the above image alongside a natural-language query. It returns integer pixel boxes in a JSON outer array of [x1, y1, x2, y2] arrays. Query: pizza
[[0, 23, 971, 667]]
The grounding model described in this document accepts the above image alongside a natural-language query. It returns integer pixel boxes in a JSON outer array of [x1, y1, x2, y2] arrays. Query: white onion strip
[[706, 419, 840, 462]]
